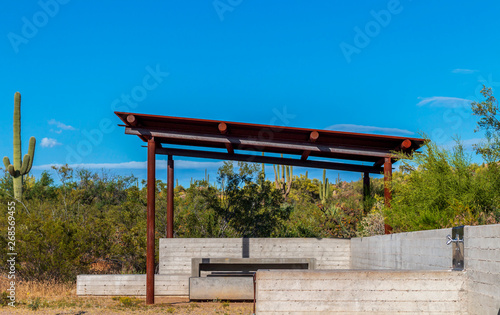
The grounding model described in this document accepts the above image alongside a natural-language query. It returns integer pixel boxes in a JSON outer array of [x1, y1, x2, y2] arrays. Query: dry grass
[[0, 277, 253, 314]]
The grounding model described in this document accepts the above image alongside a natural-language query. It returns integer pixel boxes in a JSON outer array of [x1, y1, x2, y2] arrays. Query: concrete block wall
[[465, 224, 500, 315], [77, 238, 350, 296], [350, 224, 500, 314], [159, 238, 351, 275], [350, 228, 452, 270], [256, 269, 467, 314], [76, 274, 189, 296]]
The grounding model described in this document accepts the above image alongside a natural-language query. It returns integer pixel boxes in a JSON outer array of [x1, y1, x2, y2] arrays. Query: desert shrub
[[385, 140, 500, 232], [319, 205, 363, 238], [0, 291, 9, 306], [356, 200, 385, 237]]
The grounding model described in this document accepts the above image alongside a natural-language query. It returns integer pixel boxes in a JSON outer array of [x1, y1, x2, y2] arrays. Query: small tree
[[471, 86, 500, 162], [207, 161, 292, 237]]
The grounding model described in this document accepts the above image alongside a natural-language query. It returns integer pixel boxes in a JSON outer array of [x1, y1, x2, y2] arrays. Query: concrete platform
[[189, 277, 254, 300]]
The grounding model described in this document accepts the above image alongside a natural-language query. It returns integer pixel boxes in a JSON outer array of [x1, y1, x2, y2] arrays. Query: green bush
[[385, 140, 500, 232]]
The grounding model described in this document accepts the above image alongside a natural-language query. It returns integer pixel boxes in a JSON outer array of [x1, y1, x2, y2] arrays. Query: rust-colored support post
[[253, 272, 256, 314], [146, 138, 156, 305], [363, 172, 370, 201], [384, 157, 392, 207], [167, 155, 174, 238]]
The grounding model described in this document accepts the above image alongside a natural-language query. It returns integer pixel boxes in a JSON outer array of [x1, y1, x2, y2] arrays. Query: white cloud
[[48, 119, 75, 131], [441, 138, 484, 150], [451, 69, 477, 74], [32, 160, 224, 171], [40, 137, 61, 148], [325, 124, 414, 136], [416, 96, 471, 108]]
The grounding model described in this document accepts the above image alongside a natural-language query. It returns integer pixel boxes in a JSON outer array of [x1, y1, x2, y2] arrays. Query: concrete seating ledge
[[76, 274, 190, 296]]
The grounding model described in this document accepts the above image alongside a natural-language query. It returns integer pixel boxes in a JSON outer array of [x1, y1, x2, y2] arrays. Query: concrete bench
[[189, 258, 315, 300]]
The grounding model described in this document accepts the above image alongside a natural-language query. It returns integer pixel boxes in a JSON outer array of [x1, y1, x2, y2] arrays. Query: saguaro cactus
[[273, 155, 293, 199], [319, 169, 331, 205], [3, 92, 36, 200]]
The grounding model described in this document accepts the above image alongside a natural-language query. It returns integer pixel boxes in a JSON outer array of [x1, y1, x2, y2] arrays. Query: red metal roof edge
[[115, 111, 426, 145]]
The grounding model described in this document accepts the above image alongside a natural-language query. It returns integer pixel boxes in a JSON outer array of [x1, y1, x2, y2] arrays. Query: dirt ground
[[0, 296, 254, 314], [0, 279, 254, 314]]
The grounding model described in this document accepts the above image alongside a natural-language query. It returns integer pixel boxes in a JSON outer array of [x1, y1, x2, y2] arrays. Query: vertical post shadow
[[242, 237, 250, 258]]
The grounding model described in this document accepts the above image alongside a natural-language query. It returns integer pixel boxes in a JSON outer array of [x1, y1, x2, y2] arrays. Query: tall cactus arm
[[273, 164, 280, 189], [20, 155, 30, 174], [285, 170, 292, 196], [7, 164, 16, 177], [326, 178, 330, 199], [13, 92, 22, 171], [3, 156, 10, 170], [26, 137, 36, 173]]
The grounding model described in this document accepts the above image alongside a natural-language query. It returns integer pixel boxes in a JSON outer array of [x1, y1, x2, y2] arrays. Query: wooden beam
[[146, 138, 156, 305], [310, 131, 319, 142], [156, 147, 383, 174], [400, 139, 412, 150], [127, 114, 138, 127], [218, 122, 234, 154], [126, 115, 148, 142], [374, 139, 413, 167], [301, 131, 319, 161], [218, 122, 228, 134], [127, 127, 389, 159], [224, 144, 234, 154], [301, 151, 311, 161]]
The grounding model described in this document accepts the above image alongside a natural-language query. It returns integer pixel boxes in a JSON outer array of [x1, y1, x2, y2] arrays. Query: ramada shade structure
[[115, 111, 425, 304]]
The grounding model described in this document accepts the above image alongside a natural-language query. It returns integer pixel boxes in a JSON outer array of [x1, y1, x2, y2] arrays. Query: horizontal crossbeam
[[126, 127, 390, 159], [155, 146, 383, 174]]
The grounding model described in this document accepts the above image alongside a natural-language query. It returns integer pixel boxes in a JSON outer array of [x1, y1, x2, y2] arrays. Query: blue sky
[[1, 1, 499, 185]]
